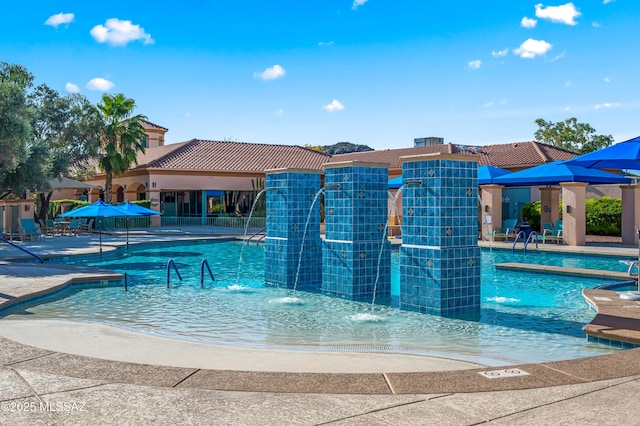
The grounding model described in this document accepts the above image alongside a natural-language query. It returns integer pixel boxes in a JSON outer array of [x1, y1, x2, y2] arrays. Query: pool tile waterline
[[264, 154, 481, 317]]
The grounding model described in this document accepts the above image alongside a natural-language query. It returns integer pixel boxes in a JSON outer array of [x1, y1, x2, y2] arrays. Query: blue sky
[[2, 1, 638, 149]]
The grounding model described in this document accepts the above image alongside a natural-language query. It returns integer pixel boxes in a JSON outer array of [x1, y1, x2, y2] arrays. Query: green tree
[[28, 86, 101, 221], [0, 63, 102, 221], [534, 117, 613, 154], [0, 62, 32, 194], [96, 93, 147, 204]]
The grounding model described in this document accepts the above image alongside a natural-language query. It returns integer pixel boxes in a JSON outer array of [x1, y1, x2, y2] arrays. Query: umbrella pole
[[99, 218, 103, 259], [126, 217, 129, 249]]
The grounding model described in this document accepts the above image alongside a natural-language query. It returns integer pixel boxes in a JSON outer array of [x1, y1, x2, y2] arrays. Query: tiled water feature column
[[322, 161, 391, 302], [399, 153, 481, 317], [263, 169, 322, 290]]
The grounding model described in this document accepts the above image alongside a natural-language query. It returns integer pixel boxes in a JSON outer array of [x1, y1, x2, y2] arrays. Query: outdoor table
[[53, 220, 70, 236]]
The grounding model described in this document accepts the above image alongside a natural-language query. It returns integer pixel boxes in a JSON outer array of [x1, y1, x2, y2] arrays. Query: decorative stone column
[[147, 189, 162, 227], [620, 185, 640, 245], [88, 188, 102, 202], [479, 184, 503, 240], [264, 169, 322, 290], [560, 182, 587, 246], [399, 153, 480, 317], [539, 187, 560, 231], [322, 161, 391, 303]]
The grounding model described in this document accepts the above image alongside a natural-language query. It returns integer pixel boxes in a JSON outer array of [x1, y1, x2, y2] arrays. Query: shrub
[[521, 201, 541, 232], [521, 196, 621, 236], [585, 197, 621, 236]]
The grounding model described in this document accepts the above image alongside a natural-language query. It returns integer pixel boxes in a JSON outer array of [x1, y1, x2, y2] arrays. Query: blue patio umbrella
[[493, 160, 631, 187], [478, 165, 512, 185], [117, 201, 162, 249], [117, 201, 161, 216], [564, 136, 640, 170], [59, 200, 131, 218], [59, 200, 142, 254], [388, 176, 403, 189]]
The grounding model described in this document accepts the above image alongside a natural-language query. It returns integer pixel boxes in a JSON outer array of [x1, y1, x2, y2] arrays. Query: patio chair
[[79, 218, 94, 235], [489, 218, 518, 241], [20, 218, 45, 241], [542, 222, 554, 234], [39, 219, 55, 236], [538, 220, 563, 244], [66, 219, 82, 236]]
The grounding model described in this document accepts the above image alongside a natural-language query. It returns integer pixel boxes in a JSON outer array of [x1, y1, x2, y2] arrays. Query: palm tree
[[96, 93, 147, 203]]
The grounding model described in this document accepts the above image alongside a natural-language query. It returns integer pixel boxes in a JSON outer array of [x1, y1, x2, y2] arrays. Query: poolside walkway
[[1, 234, 640, 424]]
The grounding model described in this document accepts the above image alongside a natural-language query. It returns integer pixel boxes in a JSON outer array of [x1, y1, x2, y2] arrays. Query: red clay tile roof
[[135, 139, 331, 172], [119, 139, 577, 176], [328, 141, 578, 170], [327, 143, 476, 169], [479, 141, 578, 169], [140, 119, 169, 131]]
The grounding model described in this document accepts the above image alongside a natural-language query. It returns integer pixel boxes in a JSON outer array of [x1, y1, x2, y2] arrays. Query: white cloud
[[273, 109, 284, 116], [90, 18, 154, 46], [592, 21, 601, 28], [484, 99, 507, 108], [254, 65, 286, 81], [603, 0, 615, 4], [352, 0, 368, 10], [492, 48, 509, 57], [604, 77, 610, 83], [183, 112, 191, 118], [64, 82, 80, 93], [535, 3, 581, 26], [514, 38, 552, 58], [322, 99, 345, 112], [521, 17, 537, 28], [467, 60, 481, 70], [550, 51, 566, 61], [318, 41, 334, 47], [45, 13, 75, 28], [564, 81, 572, 87], [86, 78, 114, 91], [595, 102, 620, 109]]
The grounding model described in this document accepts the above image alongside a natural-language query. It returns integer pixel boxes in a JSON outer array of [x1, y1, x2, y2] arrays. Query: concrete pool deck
[[1, 234, 640, 424]]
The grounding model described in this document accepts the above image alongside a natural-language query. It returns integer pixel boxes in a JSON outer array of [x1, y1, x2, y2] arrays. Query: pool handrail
[[246, 227, 266, 244], [166, 259, 183, 288], [0, 237, 44, 263], [628, 260, 638, 277], [201, 259, 215, 288], [511, 231, 526, 253], [524, 231, 539, 253]]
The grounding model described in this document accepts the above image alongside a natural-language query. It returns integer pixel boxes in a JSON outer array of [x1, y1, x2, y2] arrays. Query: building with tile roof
[[76, 122, 580, 222]]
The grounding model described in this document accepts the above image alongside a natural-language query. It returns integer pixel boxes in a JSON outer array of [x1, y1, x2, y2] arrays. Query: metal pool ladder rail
[[201, 259, 215, 288], [511, 231, 538, 254], [166, 259, 183, 288], [0, 237, 44, 263]]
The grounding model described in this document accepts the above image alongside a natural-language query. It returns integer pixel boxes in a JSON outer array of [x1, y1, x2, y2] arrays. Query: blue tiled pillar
[[399, 154, 480, 317], [264, 169, 322, 290], [322, 162, 391, 302]]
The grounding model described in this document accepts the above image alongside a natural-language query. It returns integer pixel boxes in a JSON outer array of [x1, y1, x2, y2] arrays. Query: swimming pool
[[2, 240, 633, 365]]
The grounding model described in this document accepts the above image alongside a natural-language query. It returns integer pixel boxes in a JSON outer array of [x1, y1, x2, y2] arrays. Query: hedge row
[[521, 197, 622, 236]]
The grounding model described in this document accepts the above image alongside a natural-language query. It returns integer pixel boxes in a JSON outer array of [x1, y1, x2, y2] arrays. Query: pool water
[[3, 241, 633, 365]]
